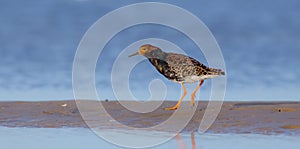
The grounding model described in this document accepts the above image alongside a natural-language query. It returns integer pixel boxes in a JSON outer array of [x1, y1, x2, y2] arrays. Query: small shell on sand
[[61, 103, 67, 107]]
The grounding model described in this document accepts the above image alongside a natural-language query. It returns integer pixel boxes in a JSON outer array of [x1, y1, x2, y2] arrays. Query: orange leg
[[190, 80, 204, 107], [175, 133, 186, 149], [191, 131, 196, 149], [165, 83, 187, 110]]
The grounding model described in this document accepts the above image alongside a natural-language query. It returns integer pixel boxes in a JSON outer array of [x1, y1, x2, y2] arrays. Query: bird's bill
[[128, 51, 139, 57]]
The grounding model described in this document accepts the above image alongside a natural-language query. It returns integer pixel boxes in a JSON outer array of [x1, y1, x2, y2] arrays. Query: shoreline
[[0, 100, 299, 135]]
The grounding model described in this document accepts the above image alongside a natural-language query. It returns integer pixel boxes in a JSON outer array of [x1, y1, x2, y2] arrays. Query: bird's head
[[128, 44, 163, 58]]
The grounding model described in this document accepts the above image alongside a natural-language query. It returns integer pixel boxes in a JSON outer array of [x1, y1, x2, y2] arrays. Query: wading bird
[[129, 44, 225, 110]]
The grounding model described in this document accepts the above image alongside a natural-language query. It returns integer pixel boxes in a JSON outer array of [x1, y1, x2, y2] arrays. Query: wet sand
[[0, 100, 299, 135]]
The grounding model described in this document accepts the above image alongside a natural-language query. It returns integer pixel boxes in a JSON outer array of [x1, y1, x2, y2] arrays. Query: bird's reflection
[[175, 131, 196, 149]]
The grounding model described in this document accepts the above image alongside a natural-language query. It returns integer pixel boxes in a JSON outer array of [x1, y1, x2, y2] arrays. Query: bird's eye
[[143, 48, 146, 51]]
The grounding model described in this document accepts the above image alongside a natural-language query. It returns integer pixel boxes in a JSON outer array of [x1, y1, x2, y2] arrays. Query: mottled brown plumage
[[129, 44, 225, 110], [149, 52, 224, 83]]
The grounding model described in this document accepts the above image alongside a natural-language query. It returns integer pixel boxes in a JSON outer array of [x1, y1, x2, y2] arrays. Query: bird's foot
[[190, 101, 195, 107], [164, 105, 179, 110]]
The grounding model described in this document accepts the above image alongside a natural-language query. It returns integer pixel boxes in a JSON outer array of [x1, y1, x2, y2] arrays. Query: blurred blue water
[[1, 127, 299, 149], [1, 0, 300, 101]]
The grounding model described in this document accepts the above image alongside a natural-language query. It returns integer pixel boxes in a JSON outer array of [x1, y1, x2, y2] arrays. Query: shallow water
[[0, 0, 300, 101], [1, 127, 299, 149]]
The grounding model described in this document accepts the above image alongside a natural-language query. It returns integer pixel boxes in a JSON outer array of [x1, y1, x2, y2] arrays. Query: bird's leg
[[190, 80, 204, 107], [165, 83, 187, 110], [175, 133, 186, 149], [191, 131, 196, 149]]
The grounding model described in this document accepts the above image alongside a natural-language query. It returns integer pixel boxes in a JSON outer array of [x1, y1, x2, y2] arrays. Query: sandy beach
[[0, 100, 299, 135]]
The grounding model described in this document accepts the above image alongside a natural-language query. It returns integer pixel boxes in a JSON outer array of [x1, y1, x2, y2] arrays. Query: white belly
[[180, 75, 220, 83]]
